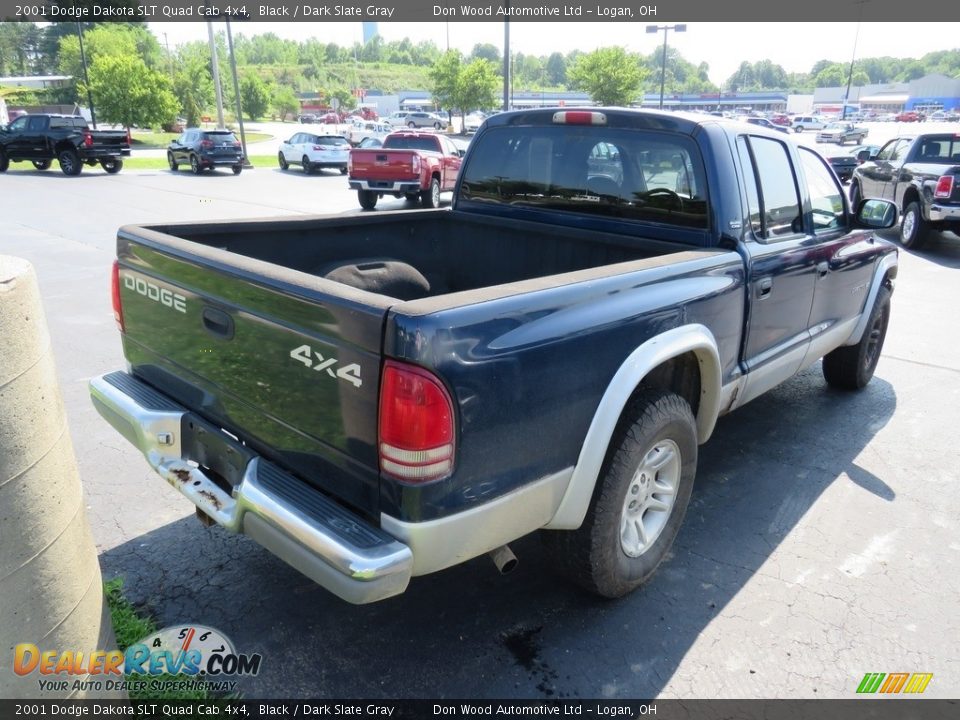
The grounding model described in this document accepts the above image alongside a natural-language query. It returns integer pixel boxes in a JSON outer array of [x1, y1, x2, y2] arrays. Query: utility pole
[[646, 24, 687, 111], [76, 23, 96, 128], [205, 11, 226, 129], [225, 18, 251, 167], [502, 2, 510, 111], [843, 1, 869, 120]]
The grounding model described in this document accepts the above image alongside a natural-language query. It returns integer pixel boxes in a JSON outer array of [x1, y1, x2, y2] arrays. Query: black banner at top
[[0, 0, 958, 22]]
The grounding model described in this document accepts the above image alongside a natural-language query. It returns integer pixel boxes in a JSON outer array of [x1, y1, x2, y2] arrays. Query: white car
[[346, 119, 391, 146], [463, 112, 488, 133], [278, 132, 350, 174], [791, 115, 830, 133]]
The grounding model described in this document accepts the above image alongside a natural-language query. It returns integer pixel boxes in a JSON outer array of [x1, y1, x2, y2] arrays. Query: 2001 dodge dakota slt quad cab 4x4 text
[[90, 110, 899, 604]]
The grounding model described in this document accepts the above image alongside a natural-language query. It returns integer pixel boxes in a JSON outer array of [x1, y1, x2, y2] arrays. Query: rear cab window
[[458, 125, 710, 230], [383, 135, 442, 152]]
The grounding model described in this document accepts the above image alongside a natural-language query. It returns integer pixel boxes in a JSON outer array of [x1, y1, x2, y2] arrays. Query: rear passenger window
[[745, 136, 802, 240]]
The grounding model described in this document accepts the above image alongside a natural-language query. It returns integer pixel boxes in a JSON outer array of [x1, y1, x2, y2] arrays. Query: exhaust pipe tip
[[489, 544, 518, 575]]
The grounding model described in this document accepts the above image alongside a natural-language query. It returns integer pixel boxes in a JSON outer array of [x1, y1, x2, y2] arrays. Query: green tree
[[545, 52, 567, 86], [87, 54, 178, 128], [273, 85, 300, 121], [457, 58, 500, 117], [567, 47, 645, 106], [240, 73, 271, 120], [429, 50, 462, 112], [172, 45, 214, 127], [470, 43, 501, 66]]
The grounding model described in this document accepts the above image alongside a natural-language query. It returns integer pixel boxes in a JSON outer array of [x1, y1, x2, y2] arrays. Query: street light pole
[[646, 24, 686, 111], [225, 18, 251, 167], [843, 1, 868, 120], [502, 2, 511, 111]]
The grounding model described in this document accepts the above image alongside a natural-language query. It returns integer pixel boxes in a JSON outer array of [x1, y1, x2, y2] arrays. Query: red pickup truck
[[347, 131, 463, 209]]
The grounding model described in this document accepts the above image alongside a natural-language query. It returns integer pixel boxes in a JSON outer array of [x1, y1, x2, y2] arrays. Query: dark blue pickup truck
[[90, 109, 899, 603]]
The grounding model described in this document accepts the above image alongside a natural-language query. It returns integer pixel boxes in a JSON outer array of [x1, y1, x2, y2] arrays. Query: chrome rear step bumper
[[89, 371, 412, 604]]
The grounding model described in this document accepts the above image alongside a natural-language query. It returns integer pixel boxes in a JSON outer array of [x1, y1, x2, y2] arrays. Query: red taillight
[[200, 140, 213, 149], [347, 152, 353, 174], [934, 175, 954, 198], [111, 261, 124, 332], [233, 141, 241, 148], [314, 145, 329, 151], [83, 131, 93, 148], [411, 155, 421, 175], [378, 361, 455, 483]]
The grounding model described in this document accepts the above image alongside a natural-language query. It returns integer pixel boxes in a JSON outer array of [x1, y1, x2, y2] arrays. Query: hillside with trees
[[2, 21, 959, 126]]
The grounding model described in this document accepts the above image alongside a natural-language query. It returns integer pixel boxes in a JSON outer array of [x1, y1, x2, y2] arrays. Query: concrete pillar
[[0, 256, 122, 699]]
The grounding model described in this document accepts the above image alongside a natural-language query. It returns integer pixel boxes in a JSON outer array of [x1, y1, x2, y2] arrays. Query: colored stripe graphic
[[857, 672, 933, 694], [904, 673, 933, 694], [880, 673, 909, 693], [857, 673, 885, 693]]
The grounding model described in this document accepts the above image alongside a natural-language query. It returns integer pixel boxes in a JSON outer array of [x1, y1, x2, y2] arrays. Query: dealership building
[[813, 74, 960, 115]]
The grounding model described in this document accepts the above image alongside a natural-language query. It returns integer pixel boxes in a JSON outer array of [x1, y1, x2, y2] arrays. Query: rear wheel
[[795, 125, 805, 133], [421, 177, 441, 208], [167, 152, 179, 171], [358, 190, 378, 210], [232, 164, 242, 175], [822, 285, 891, 390], [100, 158, 122, 174], [58, 149, 81, 176], [541, 389, 697, 598], [434, 121, 442, 130], [33, 159, 52, 171], [278, 152, 288, 170], [0, 148, 8, 173], [302, 155, 312, 174], [339, 166, 348, 175], [900, 201, 930, 250], [407, 121, 416, 128], [190, 154, 202, 175]]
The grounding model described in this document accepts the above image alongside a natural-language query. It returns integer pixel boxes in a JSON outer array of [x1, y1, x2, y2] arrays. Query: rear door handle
[[817, 261, 830, 277], [756, 277, 773, 299]]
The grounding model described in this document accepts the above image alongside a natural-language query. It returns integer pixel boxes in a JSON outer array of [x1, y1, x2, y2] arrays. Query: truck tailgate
[[90, 130, 130, 150], [115, 227, 390, 517], [350, 149, 419, 181]]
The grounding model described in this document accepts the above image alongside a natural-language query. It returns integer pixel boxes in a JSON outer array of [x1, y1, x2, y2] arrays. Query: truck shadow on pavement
[[100, 365, 896, 700]]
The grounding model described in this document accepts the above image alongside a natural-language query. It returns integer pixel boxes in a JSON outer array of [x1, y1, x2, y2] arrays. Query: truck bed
[[125, 209, 705, 302]]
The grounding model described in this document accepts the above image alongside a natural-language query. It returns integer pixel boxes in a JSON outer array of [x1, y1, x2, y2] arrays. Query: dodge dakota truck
[[0, 114, 130, 175], [90, 109, 899, 604], [348, 131, 463, 209], [850, 133, 960, 249]]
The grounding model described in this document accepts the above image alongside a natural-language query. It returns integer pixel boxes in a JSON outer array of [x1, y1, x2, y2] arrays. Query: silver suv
[[403, 112, 449, 130], [791, 115, 829, 133]]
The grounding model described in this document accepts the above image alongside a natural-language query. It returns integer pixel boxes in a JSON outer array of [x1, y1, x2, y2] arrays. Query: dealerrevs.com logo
[[14, 625, 262, 694], [856, 672, 934, 694]]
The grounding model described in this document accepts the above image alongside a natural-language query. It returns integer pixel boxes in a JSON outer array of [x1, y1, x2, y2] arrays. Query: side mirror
[[854, 198, 897, 229]]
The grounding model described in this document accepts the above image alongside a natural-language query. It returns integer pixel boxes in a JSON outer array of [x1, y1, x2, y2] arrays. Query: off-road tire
[[58, 149, 81, 176], [100, 158, 122, 174], [822, 285, 891, 390], [541, 389, 698, 599]]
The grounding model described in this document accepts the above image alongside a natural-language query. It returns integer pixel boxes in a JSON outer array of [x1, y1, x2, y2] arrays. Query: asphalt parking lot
[[2, 137, 959, 699]]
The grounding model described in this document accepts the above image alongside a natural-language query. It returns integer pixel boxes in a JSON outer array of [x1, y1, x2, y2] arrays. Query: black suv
[[167, 129, 244, 175]]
